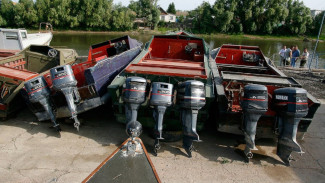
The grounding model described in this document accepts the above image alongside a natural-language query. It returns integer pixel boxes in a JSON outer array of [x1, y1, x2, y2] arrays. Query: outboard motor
[[274, 87, 308, 166], [50, 65, 81, 131], [241, 84, 268, 159], [150, 82, 173, 155], [24, 76, 61, 131], [123, 77, 147, 123], [178, 80, 206, 157]]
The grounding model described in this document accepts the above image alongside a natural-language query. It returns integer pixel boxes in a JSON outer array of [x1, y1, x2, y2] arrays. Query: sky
[[10, 0, 325, 11]]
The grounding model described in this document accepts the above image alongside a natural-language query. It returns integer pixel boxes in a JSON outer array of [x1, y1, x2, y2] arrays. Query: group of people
[[279, 45, 309, 68]]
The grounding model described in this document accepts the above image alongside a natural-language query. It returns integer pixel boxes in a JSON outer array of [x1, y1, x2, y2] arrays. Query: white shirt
[[301, 51, 309, 60], [279, 49, 286, 58]]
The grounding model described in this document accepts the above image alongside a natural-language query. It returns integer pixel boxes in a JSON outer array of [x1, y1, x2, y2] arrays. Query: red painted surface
[[0, 104, 6, 110], [125, 36, 207, 79], [2, 59, 26, 70], [215, 44, 315, 121], [0, 65, 38, 81], [0, 49, 19, 58], [215, 45, 261, 66]]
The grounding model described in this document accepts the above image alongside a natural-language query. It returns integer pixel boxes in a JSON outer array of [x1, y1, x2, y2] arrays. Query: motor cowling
[[123, 77, 147, 139], [178, 80, 205, 110], [24, 76, 51, 102], [51, 65, 77, 90], [50, 65, 81, 131], [177, 80, 206, 157], [150, 82, 173, 155], [24, 76, 61, 131], [123, 76, 147, 105], [273, 87, 308, 166], [241, 84, 268, 159]]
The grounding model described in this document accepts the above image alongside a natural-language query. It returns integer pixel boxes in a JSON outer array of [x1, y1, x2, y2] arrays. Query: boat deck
[[0, 65, 38, 81], [125, 57, 207, 79], [221, 71, 300, 87]]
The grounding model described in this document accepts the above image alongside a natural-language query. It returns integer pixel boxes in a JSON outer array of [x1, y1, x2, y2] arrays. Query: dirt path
[[281, 69, 325, 99], [0, 105, 324, 183]]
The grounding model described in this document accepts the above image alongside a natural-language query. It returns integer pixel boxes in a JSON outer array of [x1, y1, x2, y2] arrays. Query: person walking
[[285, 46, 293, 66], [279, 45, 287, 66], [300, 48, 309, 68], [291, 45, 300, 67]]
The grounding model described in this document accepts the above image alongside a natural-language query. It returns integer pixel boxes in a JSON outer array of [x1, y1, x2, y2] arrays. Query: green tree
[[167, 2, 176, 14], [212, 0, 237, 33], [311, 11, 325, 36], [14, 0, 38, 28], [0, 0, 16, 27], [110, 5, 135, 31], [284, 0, 312, 35], [128, 0, 139, 13], [189, 2, 214, 33], [177, 15, 185, 23], [129, 0, 159, 29]]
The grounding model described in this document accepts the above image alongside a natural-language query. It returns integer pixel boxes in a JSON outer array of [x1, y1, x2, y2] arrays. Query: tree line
[[0, 0, 323, 36], [187, 0, 322, 35]]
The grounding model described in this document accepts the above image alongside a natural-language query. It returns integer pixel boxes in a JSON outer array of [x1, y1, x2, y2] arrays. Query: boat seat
[[221, 71, 300, 87], [217, 63, 268, 70]]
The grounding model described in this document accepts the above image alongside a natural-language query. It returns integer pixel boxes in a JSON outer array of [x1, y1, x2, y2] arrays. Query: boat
[[0, 45, 77, 120], [210, 44, 320, 165], [0, 23, 53, 51], [23, 36, 143, 131], [107, 32, 215, 157]]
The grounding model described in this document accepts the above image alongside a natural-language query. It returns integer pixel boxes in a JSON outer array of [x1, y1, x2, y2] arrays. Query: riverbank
[[33, 29, 323, 42]]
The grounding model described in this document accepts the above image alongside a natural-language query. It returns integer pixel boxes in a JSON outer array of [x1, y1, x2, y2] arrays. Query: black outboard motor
[[123, 77, 147, 123], [50, 65, 81, 131], [150, 82, 173, 155], [178, 80, 206, 157], [24, 76, 61, 131], [274, 87, 308, 166], [241, 84, 268, 159]]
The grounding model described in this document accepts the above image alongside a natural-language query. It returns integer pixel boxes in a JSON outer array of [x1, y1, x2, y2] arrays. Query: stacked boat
[[210, 44, 320, 165], [106, 34, 320, 166], [0, 32, 321, 178], [0, 45, 77, 120], [107, 33, 214, 157], [22, 36, 142, 131]]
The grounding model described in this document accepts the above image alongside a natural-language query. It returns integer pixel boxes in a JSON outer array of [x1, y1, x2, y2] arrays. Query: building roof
[[158, 7, 168, 15]]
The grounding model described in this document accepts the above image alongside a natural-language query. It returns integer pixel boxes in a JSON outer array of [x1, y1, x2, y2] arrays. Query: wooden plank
[[0, 65, 38, 81]]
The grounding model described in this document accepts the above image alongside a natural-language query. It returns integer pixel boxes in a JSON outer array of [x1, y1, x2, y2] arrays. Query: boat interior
[[125, 35, 207, 79], [214, 44, 300, 87], [215, 45, 277, 74], [0, 46, 71, 103], [87, 36, 130, 62], [73, 36, 131, 87]]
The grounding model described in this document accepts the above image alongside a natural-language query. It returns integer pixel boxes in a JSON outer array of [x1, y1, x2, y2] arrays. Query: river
[[50, 32, 325, 68]]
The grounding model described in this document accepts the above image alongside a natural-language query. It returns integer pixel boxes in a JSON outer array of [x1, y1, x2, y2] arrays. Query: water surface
[[51, 32, 325, 68]]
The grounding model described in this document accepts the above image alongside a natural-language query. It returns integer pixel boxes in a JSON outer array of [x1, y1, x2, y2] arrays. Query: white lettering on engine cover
[[275, 95, 288, 100]]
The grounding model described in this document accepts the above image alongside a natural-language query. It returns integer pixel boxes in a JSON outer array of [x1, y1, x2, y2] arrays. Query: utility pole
[[309, 11, 325, 72]]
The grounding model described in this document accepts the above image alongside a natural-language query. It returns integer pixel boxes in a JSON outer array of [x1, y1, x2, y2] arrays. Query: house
[[158, 7, 176, 23], [311, 10, 323, 18]]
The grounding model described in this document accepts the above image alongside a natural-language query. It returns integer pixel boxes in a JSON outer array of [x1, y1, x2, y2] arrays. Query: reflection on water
[[51, 32, 325, 68]]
